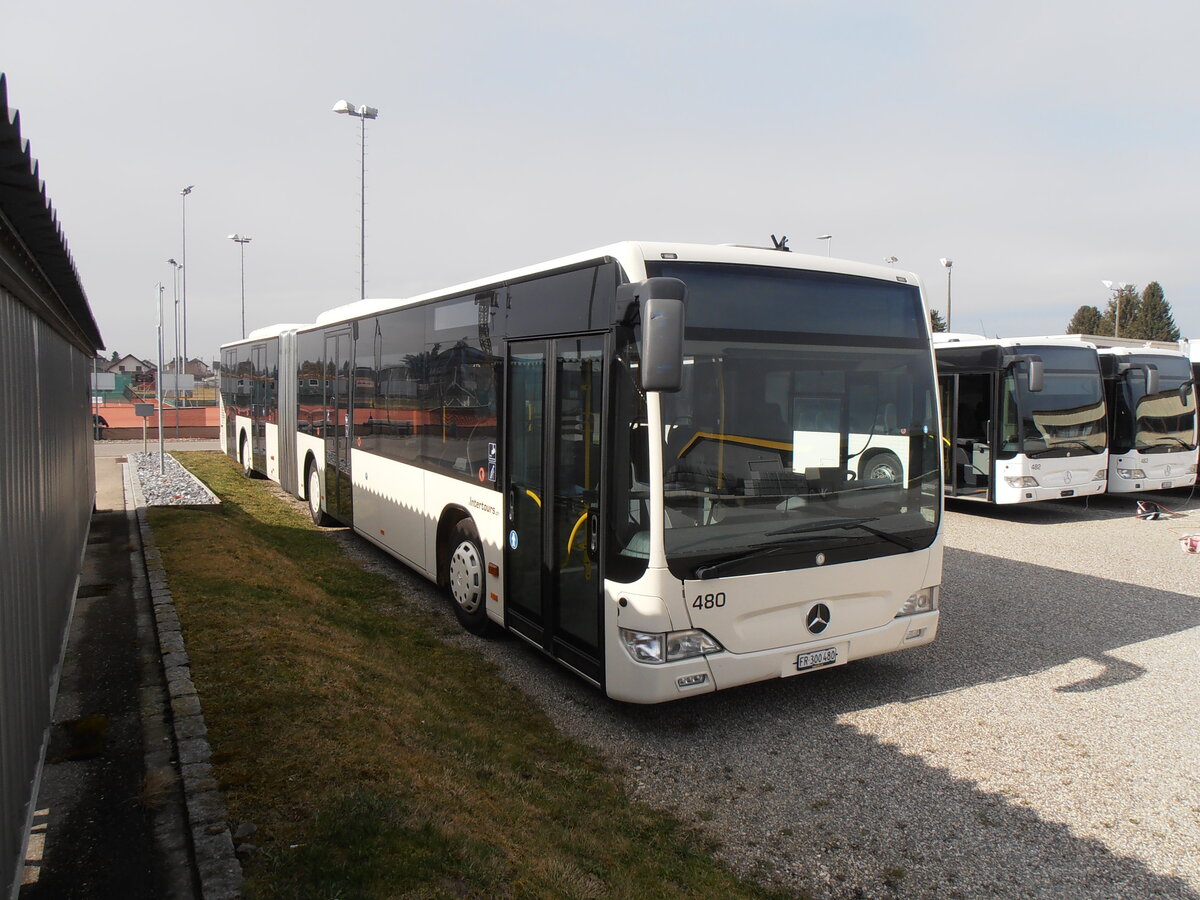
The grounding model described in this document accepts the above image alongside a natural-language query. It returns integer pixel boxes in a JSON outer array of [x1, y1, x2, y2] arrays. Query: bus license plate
[[796, 648, 838, 672], [1163, 482, 1173, 489]]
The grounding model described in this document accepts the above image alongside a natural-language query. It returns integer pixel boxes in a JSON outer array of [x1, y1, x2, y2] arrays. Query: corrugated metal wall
[[0, 284, 95, 896], [1, 71, 102, 897]]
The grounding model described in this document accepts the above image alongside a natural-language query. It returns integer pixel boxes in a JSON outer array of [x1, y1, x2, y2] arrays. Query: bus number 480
[[693, 592, 727, 609]]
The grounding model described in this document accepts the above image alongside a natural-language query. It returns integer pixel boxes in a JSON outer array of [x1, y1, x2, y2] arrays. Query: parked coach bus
[[934, 335, 1109, 504], [220, 242, 943, 703], [1095, 347, 1197, 492]]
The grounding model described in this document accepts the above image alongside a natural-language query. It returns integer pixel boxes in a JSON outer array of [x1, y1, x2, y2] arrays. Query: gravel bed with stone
[[132, 452, 220, 506], [261, 480, 1200, 898]]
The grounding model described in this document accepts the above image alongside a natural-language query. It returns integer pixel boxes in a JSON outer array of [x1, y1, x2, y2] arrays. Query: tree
[[1097, 286, 1140, 338], [1065, 305, 1103, 335], [1130, 281, 1180, 341], [110, 350, 120, 362], [929, 309, 947, 333]]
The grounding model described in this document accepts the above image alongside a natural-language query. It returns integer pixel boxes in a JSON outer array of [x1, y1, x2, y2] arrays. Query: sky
[[4, 0, 1198, 363]]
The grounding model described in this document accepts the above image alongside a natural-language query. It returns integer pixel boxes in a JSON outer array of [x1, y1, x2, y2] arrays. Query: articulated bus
[[934, 335, 1109, 504], [1095, 347, 1197, 492], [220, 242, 943, 703]]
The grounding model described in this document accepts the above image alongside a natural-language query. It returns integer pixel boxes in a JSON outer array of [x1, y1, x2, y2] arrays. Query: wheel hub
[[449, 541, 482, 613]]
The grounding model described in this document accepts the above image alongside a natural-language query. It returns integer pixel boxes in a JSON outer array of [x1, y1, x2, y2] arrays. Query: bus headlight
[[1005, 476, 1038, 488], [1183, 464, 1197, 475], [896, 586, 939, 617], [1094, 469, 1107, 481], [619, 628, 722, 664], [1117, 468, 1146, 479]]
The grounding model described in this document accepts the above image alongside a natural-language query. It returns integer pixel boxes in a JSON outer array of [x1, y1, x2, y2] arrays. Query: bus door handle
[[587, 507, 600, 560]]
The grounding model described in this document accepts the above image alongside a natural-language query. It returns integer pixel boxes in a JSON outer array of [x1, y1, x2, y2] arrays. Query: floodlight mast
[[940, 258, 953, 330], [180, 185, 193, 364], [333, 99, 379, 299], [229, 234, 252, 338], [1101, 279, 1133, 337]]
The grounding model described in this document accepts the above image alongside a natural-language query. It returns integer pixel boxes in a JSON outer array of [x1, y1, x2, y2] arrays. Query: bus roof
[[305, 240, 924, 331], [220, 323, 312, 349], [933, 334, 1100, 351]]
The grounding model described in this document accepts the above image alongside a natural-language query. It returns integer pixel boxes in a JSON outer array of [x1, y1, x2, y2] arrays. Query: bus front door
[[324, 329, 354, 523], [939, 374, 958, 497], [505, 337, 605, 684], [251, 342, 268, 474]]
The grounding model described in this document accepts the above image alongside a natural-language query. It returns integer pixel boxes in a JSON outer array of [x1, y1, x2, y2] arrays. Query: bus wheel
[[307, 464, 331, 526], [861, 451, 902, 483], [447, 520, 491, 635], [239, 434, 254, 478]]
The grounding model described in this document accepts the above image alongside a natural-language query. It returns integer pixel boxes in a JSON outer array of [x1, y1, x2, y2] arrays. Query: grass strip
[[151, 452, 791, 899]]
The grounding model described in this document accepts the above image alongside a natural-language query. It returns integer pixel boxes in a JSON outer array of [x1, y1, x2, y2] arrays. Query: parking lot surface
[[335, 488, 1200, 898]]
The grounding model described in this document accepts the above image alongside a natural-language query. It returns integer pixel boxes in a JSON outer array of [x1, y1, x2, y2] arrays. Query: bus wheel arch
[[439, 508, 491, 636]]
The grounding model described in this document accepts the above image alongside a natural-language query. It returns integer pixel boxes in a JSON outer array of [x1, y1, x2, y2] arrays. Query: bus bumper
[[604, 610, 939, 703]]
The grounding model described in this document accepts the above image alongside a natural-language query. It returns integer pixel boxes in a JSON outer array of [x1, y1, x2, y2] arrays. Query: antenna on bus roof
[[770, 234, 790, 252]]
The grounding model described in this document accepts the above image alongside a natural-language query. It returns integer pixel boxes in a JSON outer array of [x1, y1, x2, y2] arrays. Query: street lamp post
[[940, 258, 954, 330], [229, 235, 252, 338], [156, 282, 165, 473], [333, 99, 379, 300], [816, 234, 832, 256], [1101, 280, 1133, 337], [180, 185, 193, 365], [168, 258, 184, 435]]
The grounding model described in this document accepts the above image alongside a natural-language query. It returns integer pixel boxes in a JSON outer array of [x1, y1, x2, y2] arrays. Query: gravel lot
[[213, 471, 1200, 899]]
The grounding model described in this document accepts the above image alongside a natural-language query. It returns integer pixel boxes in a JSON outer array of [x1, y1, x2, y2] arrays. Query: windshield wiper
[[693, 515, 924, 579], [693, 538, 822, 580], [1141, 436, 1195, 450], [1028, 439, 1103, 457], [770, 515, 918, 550], [766, 516, 879, 537]]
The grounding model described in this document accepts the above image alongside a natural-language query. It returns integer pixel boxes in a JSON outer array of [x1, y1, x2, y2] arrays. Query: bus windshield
[[644, 262, 941, 580], [1124, 354, 1197, 452], [999, 346, 1106, 458]]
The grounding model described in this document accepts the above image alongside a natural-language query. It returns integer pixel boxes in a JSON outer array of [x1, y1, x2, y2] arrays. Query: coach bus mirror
[[1144, 364, 1160, 396], [1027, 357, 1044, 393], [641, 289, 686, 392]]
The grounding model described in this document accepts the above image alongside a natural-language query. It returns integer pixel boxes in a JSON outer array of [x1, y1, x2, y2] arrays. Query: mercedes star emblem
[[806, 603, 831, 634]]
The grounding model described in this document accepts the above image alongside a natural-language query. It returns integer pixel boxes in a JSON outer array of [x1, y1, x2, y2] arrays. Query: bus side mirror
[[1027, 357, 1044, 393], [639, 278, 687, 393], [1144, 364, 1160, 396]]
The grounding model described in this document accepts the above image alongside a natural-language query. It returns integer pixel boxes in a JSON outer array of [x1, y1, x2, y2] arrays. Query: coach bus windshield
[[642, 262, 940, 581], [1119, 354, 1197, 453], [998, 346, 1106, 459]]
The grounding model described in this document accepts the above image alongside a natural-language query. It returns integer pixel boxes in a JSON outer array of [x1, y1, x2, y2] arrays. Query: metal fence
[[0, 71, 101, 898]]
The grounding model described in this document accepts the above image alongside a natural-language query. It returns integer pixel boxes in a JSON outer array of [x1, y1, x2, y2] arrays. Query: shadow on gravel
[[947, 495, 1134, 524], [589, 548, 1200, 898]]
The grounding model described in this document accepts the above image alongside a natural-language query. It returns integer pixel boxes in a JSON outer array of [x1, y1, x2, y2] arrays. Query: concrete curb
[[127, 461, 243, 900]]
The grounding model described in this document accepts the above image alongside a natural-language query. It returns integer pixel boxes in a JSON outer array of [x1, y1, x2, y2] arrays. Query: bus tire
[[447, 520, 491, 636], [860, 450, 902, 483], [239, 433, 255, 478], [306, 463, 332, 526]]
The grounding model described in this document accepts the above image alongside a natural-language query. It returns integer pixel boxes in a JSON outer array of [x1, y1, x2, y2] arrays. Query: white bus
[[1095, 347, 1197, 492], [220, 242, 943, 703], [934, 335, 1109, 504]]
